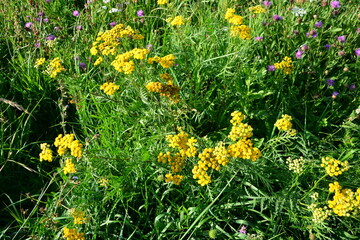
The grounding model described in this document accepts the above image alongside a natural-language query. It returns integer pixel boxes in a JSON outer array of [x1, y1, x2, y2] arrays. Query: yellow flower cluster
[[274, 114, 296, 136], [63, 158, 76, 174], [230, 25, 251, 40], [111, 48, 150, 74], [311, 206, 332, 223], [54, 134, 83, 158], [166, 130, 197, 157], [69, 209, 87, 224], [166, 16, 185, 26], [227, 138, 262, 161], [145, 81, 181, 103], [227, 111, 261, 161], [90, 24, 144, 57], [286, 156, 305, 174], [228, 111, 253, 141], [158, 0, 168, 4], [39, 143, 53, 162], [248, 5, 266, 14], [225, 8, 243, 25], [321, 157, 349, 177], [94, 56, 103, 66], [45, 57, 65, 78], [328, 182, 360, 216], [192, 144, 230, 186], [165, 173, 183, 185], [100, 82, 120, 96], [225, 8, 251, 40], [148, 54, 176, 68], [159, 73, 172, 81], [63, 227, 85, 240], [274, 56, 295, 75], [158, 129, 197, 185], [34, 58, 46, 68]]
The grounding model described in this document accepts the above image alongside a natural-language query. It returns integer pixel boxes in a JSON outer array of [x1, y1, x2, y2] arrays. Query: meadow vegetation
[[0, 0, 359, 239]]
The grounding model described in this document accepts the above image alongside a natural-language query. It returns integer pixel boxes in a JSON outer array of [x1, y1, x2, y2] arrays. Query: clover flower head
[[355, 49, 360, 57], [314, 21, 323, 28], [72, 10, 80, 16], [137, 10, 145, 17], [239, 226, 247, 234], [337, 35, 346, 43], [267, 65, 276, 71], [254, 36, 263, 41], [46, 34, 56, 41], [25, 22, 33, 28], [306, 30, 318, 38], [326, 79, 335, 86], [263, 1, 272, 7], [272, 14, 283, 21], [330, 1, 341, 8], [295, 50, 304, 59], [324, 44, 331, 50]]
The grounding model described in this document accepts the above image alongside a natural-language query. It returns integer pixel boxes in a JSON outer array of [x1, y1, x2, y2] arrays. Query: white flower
[[109, 8, 119, 13], [101, 6, 108, 9], [292, 7, 307, 17], [103, 0, 110, 3]]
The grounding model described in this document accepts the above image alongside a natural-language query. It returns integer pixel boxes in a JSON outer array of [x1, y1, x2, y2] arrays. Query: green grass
[[0, 0, 359, 239]]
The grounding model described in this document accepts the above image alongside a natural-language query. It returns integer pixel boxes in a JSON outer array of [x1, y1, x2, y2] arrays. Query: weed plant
[[0, 0, 359, 239]]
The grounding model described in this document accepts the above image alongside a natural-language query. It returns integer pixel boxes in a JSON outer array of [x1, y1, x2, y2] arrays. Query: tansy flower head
[[100, 82, 120, 95], [274, 114, 296, 135], [63, 158, 76, 175], [248, 5, 266, 14], [63, 227, 85, 240], [166, 16, 185, 26], [321, 157, 349, 177], [39, 143, 53, 162], [34, 58, 46, 68]]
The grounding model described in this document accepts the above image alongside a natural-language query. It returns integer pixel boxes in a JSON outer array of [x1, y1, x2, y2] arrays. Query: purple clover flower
[[45, 0, 50, 2], [267, 65, 276, 71], [337, 35, 346, 43], [338, 51, 345, 56], [301, 45, 309, 51], [38, 12, 44, 17], [263, 1, 272, 7], [146, 44, 153, 51], [76, 25, 83, 30], [72, 10, 80, 16], [330, 1, 341, 8], [137, 10, 145, 17], [255, 36, 264, 41], [79, 62, 87, 70], [272, 15, 283, 21], [43, 18, 49, 23], [239, 226, 247, 234], [348, 84, 356, 90], [109, 21, 116, 27], [46, 34, 56, 40], [324, 44, 331, 50], [314, 21, 323, 28], [326, 79, 335, 86], [295, 50, 305, 59], [306, 30, 318, 38], [293, 30, 299, 36], [25, 22, 33, 28], [357, 28, 360, 34], [355, 49, 360, 57], [34, 42, 41, 48]]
